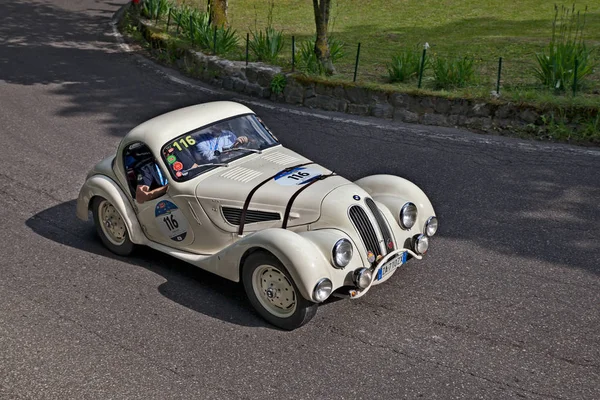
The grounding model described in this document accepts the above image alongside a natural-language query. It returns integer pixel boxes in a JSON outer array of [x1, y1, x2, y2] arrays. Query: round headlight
[[332, 239, 353, 268], [400, 202, 418, 230], [353, 268, 373, 289], [313, 278, 333, 302], [414, 234, 429, 255], [425, 216, 438, 237]]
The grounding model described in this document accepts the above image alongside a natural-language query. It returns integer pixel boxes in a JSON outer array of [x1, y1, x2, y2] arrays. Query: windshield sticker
[[167, 155, 177, 164], [155, 200, 188, 242], [274, 167, 322, 186], [173, 161, 183, 171]]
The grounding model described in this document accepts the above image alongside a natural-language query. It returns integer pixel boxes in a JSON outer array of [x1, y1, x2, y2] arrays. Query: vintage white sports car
[[77, 101, 438, 330]]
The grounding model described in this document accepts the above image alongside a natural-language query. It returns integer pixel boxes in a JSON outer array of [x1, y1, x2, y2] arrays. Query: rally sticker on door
[[155, 200, 188, 242], [274, 167, 322, 186]]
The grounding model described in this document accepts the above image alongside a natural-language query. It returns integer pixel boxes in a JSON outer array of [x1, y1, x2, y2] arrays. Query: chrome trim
[[349, 248, 422, 299], [413, 234, 429, 255], [331, 238, 353, 269], [313, 278, 333, 302], [399, 202, 417, 230], [424, 216, 438, 237], [353, 268, 372, 289]]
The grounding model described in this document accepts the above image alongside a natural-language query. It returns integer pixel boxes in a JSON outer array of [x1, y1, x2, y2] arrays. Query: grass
[[173, 0, 600, 106]]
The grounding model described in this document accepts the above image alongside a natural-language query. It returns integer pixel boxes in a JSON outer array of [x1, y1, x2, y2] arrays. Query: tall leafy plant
[[387, 49, 422, 83], [298, 36, 344, 75], [431, 56, 475, 89], [249, 1, 285, 62], [142, 0, 172, 21], [533, 5, 595, 91]]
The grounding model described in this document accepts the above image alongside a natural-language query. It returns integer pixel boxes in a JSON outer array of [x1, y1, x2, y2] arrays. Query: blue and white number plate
[[376, 252, 407, 281]]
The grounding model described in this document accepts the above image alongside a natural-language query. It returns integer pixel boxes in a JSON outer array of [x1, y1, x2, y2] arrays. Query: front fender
[[76, 174, 147, 245], [210, 228, 331, 302], [354, 174, 436, 233]]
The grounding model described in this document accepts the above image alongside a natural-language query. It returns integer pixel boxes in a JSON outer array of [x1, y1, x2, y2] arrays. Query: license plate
[[376, 252, 407, 281]]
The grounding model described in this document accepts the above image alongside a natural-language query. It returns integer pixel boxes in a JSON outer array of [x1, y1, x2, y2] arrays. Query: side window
[[123, 142, 155, 197]]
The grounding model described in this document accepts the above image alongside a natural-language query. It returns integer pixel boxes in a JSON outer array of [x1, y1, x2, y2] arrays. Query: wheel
[[242, 251, 317, 330], [92, 197, 135, 256]]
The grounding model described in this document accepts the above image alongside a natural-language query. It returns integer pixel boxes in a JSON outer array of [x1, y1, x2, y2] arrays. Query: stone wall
[[136, 18, 595, 136]]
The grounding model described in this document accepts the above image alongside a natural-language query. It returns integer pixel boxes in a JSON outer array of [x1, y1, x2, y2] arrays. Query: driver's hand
[[234, 136, 249, 146]]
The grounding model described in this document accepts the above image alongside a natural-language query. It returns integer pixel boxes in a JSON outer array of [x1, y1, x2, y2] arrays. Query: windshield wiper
[[223, 148, 262, 154]]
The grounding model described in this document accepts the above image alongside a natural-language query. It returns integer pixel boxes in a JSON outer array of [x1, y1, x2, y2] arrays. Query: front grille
[[222, 207, 280, 225], [365, 198, 394, 253], [348, 205, 382, 257]]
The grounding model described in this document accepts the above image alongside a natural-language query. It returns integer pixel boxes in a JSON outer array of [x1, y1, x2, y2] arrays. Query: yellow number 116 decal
[[172, 135, 196, 151]]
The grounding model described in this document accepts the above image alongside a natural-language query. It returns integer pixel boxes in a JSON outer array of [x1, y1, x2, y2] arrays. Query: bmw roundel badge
[[353, 195, 361, 201]]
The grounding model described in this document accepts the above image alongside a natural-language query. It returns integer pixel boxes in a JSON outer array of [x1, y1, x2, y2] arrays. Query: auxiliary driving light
[[425, 216, 438, 237], [414, 234, 429, 255], [313, 278, 333, 302], [353, 268, 373, 289]]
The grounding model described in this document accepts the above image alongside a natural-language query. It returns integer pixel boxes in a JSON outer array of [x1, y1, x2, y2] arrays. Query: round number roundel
[[155, 200, 188, 242], [273, 167, 322, 186]]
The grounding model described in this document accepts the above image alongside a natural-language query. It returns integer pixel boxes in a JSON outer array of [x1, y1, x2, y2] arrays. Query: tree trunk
[[312, 0, 335, 75], [208, 0, 228, 28]]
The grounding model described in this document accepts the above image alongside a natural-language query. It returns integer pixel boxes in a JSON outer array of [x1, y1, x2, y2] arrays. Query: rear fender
[[76, 174, 147, 245]]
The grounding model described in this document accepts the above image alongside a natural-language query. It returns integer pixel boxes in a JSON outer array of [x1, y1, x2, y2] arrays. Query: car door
[[123, 142, 195, 249]]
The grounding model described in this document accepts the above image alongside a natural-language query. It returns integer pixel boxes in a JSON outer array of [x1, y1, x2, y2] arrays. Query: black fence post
[[292, 36, 295, 72], [496, 57, 503, 95], [573, 58, 579, 96], [353, 42, 361, 82], [245, 33, 249, 65], [418, 48, 427, 89], [213, 26, 217, 54]]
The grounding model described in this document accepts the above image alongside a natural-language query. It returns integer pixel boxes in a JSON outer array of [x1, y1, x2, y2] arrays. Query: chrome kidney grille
[[348, 205, 384, 258], [365, 198, 394, 251], [349, 199, 394, 259]]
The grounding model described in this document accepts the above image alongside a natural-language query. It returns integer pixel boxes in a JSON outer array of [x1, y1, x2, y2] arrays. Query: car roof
[[122, 101, 255, 151]]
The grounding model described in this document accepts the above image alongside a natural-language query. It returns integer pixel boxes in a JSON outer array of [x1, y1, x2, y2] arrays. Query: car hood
[[194, 147, 351, 233]]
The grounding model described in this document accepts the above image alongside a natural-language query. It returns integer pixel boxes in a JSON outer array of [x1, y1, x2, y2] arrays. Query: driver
[[194, 127, 249, 161], [132, 156, 169, 204]]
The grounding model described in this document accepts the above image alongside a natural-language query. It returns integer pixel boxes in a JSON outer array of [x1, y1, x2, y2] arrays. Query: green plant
[[533, 5, 596, 91], [248, 1, 284, 62], [142, 0, 172, 21], [249, 27, 285, 62], [298, 37, 345, 75], [270, 74, 287, 94], [213, 26, 240, 55], [540, 112, 572, 141], [387, 49, 421, 82], [431, 56, 475, 89], [580, 114, 600, 141]]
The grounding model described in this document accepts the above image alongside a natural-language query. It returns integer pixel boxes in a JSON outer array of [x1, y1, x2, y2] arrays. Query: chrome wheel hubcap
[[252, 265, 296, 318], [98, 200, 126, 246]]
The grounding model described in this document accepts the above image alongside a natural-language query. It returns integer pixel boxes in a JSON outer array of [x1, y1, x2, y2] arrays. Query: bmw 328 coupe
[[77, 101, 438, 330]]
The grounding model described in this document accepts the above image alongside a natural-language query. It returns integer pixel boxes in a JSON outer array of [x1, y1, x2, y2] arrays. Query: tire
[[92, 197, 135, 256], [242, 251, 317, 330]]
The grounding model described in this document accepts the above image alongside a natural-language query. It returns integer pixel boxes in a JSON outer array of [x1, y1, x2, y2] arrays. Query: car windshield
[[161, 114, 279, 182]]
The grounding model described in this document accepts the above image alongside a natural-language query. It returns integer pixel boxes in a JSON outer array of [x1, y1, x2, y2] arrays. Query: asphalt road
[[1, 1, 599, 399]]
